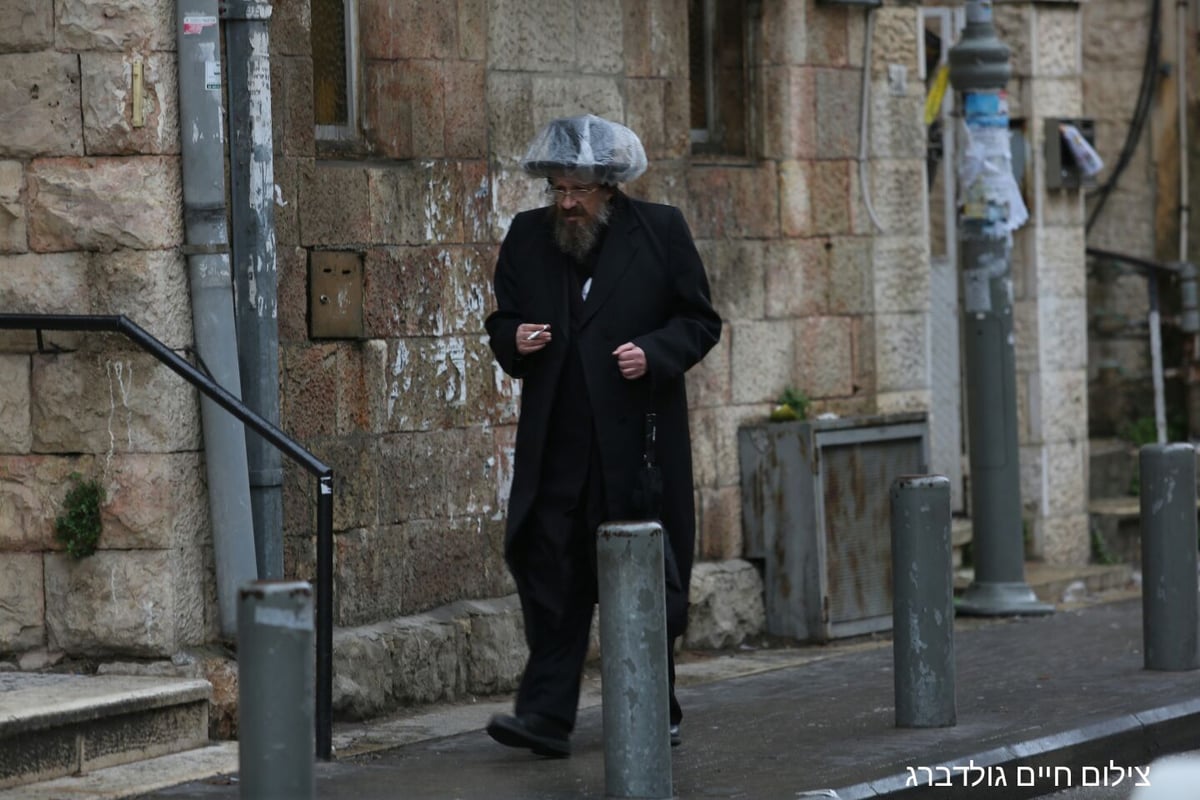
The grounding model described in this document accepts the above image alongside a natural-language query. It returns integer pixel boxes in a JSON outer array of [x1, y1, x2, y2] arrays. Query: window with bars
[[312, 0, 359, 140], [688, 0, 760, 156]]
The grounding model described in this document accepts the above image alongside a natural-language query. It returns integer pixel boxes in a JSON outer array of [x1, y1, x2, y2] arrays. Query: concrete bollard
[[597, 521, 673, 800], [1140, 444, 1200, 671], [238, 581, 315, 800], [891, 475, 956, 727]]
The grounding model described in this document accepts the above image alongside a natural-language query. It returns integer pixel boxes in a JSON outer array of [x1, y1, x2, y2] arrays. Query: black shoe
[[669, 723, 681, 747], [486, 713, 571, 758]]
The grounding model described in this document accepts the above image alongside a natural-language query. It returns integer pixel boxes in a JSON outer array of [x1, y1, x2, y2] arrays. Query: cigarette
[[526, 325, 548, 341]]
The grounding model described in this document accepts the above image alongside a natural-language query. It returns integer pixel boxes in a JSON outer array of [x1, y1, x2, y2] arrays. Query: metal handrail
[[0, 313, 336, 760]]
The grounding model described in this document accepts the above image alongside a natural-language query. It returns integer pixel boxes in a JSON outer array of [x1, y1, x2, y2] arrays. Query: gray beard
[[553, 200, 612, 262]]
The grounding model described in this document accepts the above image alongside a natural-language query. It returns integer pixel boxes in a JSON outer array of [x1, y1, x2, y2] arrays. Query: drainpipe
[[224, 0, 283, 579], [177, 0, 259, 636]]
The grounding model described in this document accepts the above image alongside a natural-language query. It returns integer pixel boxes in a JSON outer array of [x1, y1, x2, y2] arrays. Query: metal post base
[[956, 581, 1054, 616]]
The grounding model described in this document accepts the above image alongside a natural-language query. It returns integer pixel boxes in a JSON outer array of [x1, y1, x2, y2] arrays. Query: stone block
[[334, 526, 406, 626], [45, 548, 203, 656], [1030, 77, 1083, 118], [275, 248, 307, 346], [364, 245, 489, 338], [1039, 296, 1088, 371], [0, 160, 26, 254], [0, 0, 53, 51], [1038, 512, 1090, 566], [873, 312, 928, 393], [1082, 68, 1143, 126], [1041, 185, 1085, 228], [0, 455, 90, 551], [306, 435, 381, 533], [852, 314, 876, 398], [730, 321, 794, 405], [0, 355, 31, 454], [626, 79, 669, 162], [273, 158, 301, 248], [809, 159, 852, 235], [360, 0, 457, 60], [873, 235, 929, 313], [685, 560, 764, 649], [90, 249, 192, 349], [1082, 2, 1150, 72], [762, 66, 816, 160], [763, 238, 827, 318], [993, 3, 1033, 77], [875, 389, 930, 415], [377, 336, 499, 433], [1033, 368, 1088, 445], [686, 163, 779, 240], [690, 405, 768, 490], [444, 61, 487, 158], [795, 315, 854, 398], [81, 53, 179, 157], [826, 236, 872, 315], [458, 0, 487, 60], [368, 160, 491, 246], [697, 239, 765, 322], [0, 552, 43, 651], [861, 158, 926, 235], [101, 453, 209, 550], [486, 74, 535, 171], [577, 0, 623, 74], [869, 84, 925, 161], [815, 68, 863, 160], [779, 160, 812, 237], [31, 351, 201, 454], [1041, 441, 1087, 517], [272, 56, 315, 159], [0, 253, 90, 319], [463, 599, 525, 696], [404, 518, 494, 615], [806, 3, 849, 67], [1034, 6, 1081, 78], [686, 334, 731, 409], [0, 54, 83, 158], [697, 486, 742, 561], [488, 0, 575, 72], [28, 157, 183, 252], [623, 0, 687, 78], [55, 0, 175, 52], [762, 0, 806, 65], [299, 161, 370, 245], [530, 75, 624, 127], [867, 7, 919, 76], [270, 0, 310, 55], [1035, 226, 1086, 299], [363, 60, 445, 160], [1084, 184, 1155, 254]]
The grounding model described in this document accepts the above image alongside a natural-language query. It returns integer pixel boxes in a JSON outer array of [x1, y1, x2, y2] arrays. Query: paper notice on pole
[[205, 60, 221, 91], [963, 268, 992, 314], [183, 15, 218, 35]]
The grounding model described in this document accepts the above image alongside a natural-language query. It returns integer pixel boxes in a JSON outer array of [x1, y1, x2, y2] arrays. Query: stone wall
[[0, 0, 215, 657]]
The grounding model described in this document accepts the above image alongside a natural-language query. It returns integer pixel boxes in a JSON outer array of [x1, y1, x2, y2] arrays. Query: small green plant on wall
[[769, 386, 810, 422], [55, 473, 105, 559]]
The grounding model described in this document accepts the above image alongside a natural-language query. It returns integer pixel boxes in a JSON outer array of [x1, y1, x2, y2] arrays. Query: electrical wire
[[858, 6, 885, 233], [1086, 0, 1162, 232]]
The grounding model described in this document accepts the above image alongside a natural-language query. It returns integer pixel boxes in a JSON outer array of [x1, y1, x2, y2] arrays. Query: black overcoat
[[486, 193, 721, 622]]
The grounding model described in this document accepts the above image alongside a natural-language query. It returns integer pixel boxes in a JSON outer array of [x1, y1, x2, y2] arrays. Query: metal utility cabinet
[[738, 413, 930, 642]]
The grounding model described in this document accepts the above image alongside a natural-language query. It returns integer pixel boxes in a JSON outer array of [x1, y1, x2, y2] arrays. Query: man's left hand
[[612, 342, 647, 380]]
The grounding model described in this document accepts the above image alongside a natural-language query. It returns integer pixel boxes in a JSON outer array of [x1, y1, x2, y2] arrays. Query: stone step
[[0, 673, 211, 791], [1089, 494, 1200, 567], [954, 561, 1135, 604]]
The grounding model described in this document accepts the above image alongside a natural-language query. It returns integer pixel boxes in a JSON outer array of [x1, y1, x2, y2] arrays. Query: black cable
[[1087, 0, 1161, 232]]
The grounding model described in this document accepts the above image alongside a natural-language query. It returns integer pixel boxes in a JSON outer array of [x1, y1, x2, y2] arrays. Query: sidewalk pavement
[[142, 592, 1200, 800]]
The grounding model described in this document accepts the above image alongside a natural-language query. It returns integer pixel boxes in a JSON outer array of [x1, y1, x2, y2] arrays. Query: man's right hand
[[516, 323, 552, 355]]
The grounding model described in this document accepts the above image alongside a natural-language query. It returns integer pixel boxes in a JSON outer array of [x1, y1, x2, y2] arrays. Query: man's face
[[548, 178, 612, 262]]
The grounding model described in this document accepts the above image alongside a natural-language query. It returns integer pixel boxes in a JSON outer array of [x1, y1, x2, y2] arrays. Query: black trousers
[[513, 478, 682, 732]]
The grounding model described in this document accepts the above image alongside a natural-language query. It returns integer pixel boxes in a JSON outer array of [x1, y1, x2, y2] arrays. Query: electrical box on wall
[[1045, 118, 1101, 190], [309, 250, 364, 339]]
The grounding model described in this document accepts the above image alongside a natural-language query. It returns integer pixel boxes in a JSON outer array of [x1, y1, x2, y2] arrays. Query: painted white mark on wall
[[106, 360, 135, 464], [387, 340, 412, 420]]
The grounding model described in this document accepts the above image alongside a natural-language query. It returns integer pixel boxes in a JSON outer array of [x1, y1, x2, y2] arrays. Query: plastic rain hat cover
[[520, 114, 647, 184]]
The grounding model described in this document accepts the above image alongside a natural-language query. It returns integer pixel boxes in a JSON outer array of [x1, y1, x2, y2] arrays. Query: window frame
[[313, 0, 360, 142], [688, 0, 762, 158]]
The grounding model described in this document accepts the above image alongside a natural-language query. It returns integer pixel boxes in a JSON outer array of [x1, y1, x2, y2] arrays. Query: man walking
[[484, 114, 721, 757]]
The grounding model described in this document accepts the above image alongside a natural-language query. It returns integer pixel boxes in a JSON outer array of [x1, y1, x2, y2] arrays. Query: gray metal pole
[[177, 0, 259, 636], [238, 581, 314, 800], [949, 0, 1051, 617], [891, 475, 956, 728], [224, 0, 284, 580], [597, 521, 672, 800], [1140, 444, 1200, 671]]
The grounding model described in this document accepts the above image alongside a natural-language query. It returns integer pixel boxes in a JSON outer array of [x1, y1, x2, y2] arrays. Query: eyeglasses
[[544, 185, 601, 202]]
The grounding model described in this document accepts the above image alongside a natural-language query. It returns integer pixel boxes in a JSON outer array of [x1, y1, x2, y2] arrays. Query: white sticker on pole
[[964, 268, 991, 313], [183, 15, 218, 35], [254, 604, 313, 630], [205, 60, 221, 92]]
